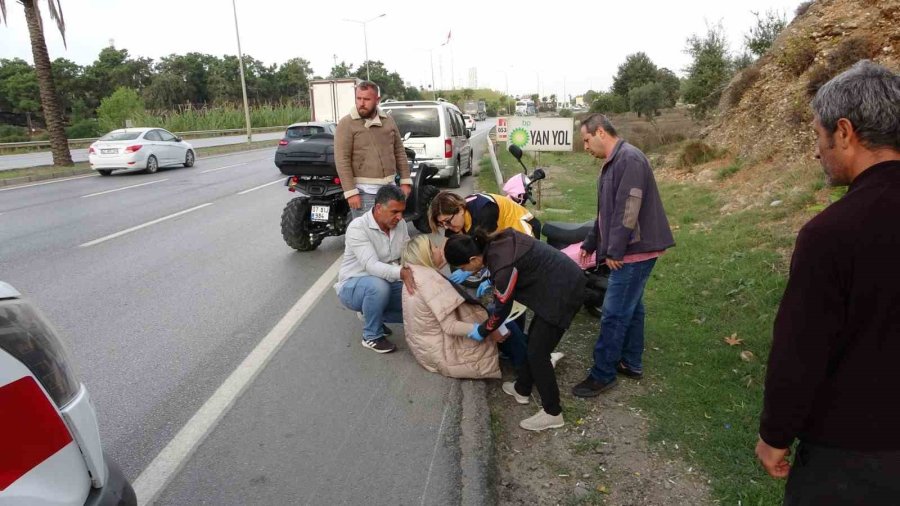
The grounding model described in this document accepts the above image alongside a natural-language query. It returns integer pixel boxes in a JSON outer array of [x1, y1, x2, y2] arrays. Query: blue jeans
[[590, 258, 657, 383], [498, 321, 528, 369], [338, 276, 404, 341], [350, 191, 377, 220]]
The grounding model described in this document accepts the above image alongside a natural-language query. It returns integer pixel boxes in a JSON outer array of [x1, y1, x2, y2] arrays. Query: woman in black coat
[[445, 229, 585, 432]]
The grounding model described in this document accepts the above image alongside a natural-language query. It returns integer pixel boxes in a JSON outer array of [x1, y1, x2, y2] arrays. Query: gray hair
[[580, 113, 618, 137], [356, 80, 381, 96], [811, 60, 900, 151], [374, 184, 406, 207]]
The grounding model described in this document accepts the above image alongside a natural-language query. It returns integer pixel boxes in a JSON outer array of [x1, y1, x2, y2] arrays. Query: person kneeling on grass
[[444, 229, 585, 432], [335, 185, 416, 354]]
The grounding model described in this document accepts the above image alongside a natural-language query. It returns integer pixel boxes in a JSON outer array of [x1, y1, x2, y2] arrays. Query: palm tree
[[1, 0, 73, 165]]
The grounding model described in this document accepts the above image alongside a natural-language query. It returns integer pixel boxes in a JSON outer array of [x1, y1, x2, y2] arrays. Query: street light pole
[[344, 14, 386, 82], [232, 0, 252, 143]]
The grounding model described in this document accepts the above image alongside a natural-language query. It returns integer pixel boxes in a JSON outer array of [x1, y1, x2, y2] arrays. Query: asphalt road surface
[[0, 118, 496, 504]]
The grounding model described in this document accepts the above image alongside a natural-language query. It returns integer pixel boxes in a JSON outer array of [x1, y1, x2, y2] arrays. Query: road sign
[[496, 117, 509, 142], [505, 117, 574, 152]]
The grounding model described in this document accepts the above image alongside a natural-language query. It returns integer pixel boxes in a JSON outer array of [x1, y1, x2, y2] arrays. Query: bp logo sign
[[509, 127, 529, 148]]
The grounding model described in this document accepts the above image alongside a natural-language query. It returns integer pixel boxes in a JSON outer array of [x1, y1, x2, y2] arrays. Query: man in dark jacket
[[572, 113, 675, 397], [756, 60, 900, 505]]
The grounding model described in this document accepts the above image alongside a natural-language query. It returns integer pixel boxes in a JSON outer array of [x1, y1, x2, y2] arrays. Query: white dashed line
[[237, 179, 284, 195], [81, 179, 168, 198], [78, 203, 213, 248]]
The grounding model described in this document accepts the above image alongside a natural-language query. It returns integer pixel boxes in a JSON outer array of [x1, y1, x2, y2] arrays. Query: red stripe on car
[[0, 377, 73, 490]]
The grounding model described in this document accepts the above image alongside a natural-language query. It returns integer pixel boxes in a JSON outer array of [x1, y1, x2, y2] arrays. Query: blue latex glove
[[476, 279, 492, 297], [448, 269, 472, 284], [467, 324, 484, 342]]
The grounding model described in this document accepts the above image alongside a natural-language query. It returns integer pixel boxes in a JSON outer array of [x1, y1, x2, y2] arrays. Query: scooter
[[277, 132, 438, 251], [506, 144, 609, 317]]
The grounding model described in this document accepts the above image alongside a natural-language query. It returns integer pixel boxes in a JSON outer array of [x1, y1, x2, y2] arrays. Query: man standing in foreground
[[756, 60, 900, 504], [336, 185, 415, 353], [572, 113, 675, 397], [334, 81, 412, 219]]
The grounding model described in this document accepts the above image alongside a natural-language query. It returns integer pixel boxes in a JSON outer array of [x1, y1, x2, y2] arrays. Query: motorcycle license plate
[[310, 205, 330, 222]]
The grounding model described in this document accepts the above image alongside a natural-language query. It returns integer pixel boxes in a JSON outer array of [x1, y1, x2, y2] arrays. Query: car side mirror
[[465, 130, 471, 139], [175, 137, 182, 142]]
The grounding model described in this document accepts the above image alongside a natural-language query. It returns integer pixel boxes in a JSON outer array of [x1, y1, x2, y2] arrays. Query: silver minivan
[[381, 99, 474, 188]]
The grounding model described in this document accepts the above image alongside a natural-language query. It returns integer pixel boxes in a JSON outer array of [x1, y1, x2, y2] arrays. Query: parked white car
[[89, 128, 195, 176], [0, 281, 136, 505], [462, 114, 476, 131]]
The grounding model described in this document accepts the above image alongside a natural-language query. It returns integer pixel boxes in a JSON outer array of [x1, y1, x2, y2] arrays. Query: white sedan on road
[[88, 128, 195, 176]]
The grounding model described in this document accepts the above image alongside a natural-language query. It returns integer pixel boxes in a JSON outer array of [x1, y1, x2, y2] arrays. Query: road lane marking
[[0, 173, 97, 192], [80, 179, 168, 198], [420, 383, 455, 506], [132, 256, 343, 506], [78, 203, 213, 248], [200, 162, 247, 174], [237, 179, 283, 195]]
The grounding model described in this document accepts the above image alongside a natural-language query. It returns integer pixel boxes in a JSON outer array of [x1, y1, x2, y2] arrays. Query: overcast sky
[[1, 0, 801, 99]]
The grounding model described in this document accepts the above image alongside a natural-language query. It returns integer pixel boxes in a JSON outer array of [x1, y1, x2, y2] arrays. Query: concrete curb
[[459, 380, 496, 506], [0, 167, 95, 187]]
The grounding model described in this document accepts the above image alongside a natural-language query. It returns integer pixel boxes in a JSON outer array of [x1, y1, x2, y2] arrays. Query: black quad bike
[[507, 144, 610, 317], [277, 133, 439, 251]]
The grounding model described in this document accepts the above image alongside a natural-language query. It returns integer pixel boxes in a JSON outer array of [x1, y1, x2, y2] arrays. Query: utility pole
[[232, 0, 252, 143]]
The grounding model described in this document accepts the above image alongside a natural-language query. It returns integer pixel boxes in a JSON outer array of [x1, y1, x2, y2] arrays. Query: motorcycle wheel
[[413, 184, 440, 234], [281, 197, 321, 251]]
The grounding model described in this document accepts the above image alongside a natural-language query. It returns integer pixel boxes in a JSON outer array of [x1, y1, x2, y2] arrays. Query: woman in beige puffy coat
[[401, 235, 502, 379]]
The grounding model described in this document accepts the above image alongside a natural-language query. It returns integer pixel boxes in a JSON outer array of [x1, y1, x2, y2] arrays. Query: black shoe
[[571, 375, 617, 398], [616, 362, 643, 380], [381, 324, 393, 336], [361, 337, 396, 354]]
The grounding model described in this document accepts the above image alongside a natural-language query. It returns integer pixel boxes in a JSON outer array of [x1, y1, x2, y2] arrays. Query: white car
[[462, 114, 476, 131], [0, 281, 136, 505], [89, 128, 195, 176]]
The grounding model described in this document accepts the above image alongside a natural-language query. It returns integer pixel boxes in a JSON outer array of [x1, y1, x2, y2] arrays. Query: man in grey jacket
[[572, 113, 675, 397], [335, 185, 416, 353]]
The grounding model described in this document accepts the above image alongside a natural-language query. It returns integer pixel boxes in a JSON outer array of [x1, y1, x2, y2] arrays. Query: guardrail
[[0, 125, 289, 150]]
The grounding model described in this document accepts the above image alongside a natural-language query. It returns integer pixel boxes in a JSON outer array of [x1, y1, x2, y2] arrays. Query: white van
[[381, 99, 475, 188], [0, 282, 136, 505]]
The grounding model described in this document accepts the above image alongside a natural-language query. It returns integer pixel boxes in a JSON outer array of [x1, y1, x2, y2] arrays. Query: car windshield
[[100, 131, 142, 141], [285, 125, 325, 139], [385, 108, 440, 138]]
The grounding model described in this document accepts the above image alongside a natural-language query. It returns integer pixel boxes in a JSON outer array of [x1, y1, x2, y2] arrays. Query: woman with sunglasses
[[444, 229, 585, 432]]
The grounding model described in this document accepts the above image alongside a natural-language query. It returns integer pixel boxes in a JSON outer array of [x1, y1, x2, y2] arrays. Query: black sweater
[[760, 160, 900, 451]]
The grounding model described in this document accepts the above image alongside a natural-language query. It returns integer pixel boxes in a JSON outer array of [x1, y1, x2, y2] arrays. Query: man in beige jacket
[[335, 81, 412, 219]]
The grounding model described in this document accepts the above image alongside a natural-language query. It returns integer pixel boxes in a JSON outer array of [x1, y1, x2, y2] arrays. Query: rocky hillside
[[707, 0, 900, 163]]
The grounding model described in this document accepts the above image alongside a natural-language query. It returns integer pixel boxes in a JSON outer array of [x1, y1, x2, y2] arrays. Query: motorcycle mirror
[[530, 168, 546, 182], [508, 144, 523, 160]]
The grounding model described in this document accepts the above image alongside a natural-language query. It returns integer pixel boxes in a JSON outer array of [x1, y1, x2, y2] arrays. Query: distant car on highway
[[462, 114, 476, 131], [0, 281, 137, 505], [273, 121, 337, 171], [89, 128, 195, 176]]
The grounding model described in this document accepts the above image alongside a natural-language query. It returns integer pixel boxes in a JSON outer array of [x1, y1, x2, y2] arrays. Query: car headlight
[[0, 299, 80, 408]]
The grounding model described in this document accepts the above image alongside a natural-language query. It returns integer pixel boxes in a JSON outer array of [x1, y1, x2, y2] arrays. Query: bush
[[777, 36, 817, 76], [590, 92, 628, 114], [65, 119, 103, 139], [806, 36, 875, 96], [795, 0, 814, 16], [724, 64, 762, 108], [677, 140, 721, 168], [97, 87, 146, 132], [558, 109, 573, 118], [0, 125, 28, 142]]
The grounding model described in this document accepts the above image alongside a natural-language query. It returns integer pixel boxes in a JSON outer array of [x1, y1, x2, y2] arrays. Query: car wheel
[[145, 155, 159, 174], [448, 162, 461, 189], [98, 169, 113, 176], [183, 150, 195, 167]]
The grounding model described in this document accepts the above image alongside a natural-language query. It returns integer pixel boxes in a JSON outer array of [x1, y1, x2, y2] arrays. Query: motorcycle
[[505, 144, 609, 317], [277, 132, 439, 251]]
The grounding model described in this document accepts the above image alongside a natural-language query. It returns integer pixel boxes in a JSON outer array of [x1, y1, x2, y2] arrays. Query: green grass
[[717, 158, 744, 180], [477, 144, 820, 504]]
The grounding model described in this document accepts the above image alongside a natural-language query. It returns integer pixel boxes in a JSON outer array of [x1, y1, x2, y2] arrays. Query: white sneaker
[[356, 312, 364, 321], [519, 409, 565, 432], [550, 352, 564, 368], [502, 382, 530, 405]]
